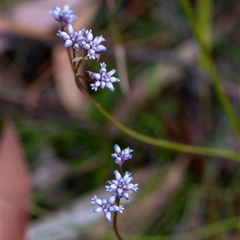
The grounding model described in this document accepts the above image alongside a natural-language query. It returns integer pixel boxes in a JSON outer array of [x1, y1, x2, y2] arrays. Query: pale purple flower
[[57, 24, 85, 50], [91, 195, 124, 222], [111, 144, 133, 165], [81, 30, 106, 59], [49, 5, 77, 27], [87, 62, 120, 91], [106, 170, 138, 200]]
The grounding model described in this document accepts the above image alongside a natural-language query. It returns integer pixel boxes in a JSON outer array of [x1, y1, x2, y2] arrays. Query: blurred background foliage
[[1, 0, 239, 239]]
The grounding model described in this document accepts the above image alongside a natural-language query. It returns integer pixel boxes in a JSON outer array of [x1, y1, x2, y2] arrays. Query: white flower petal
[[114, 144, 121, 154], [68, 24, 74, 33], [82, 43, 90, 50], [107, 69, 116, 77], [110, 184, 117, 190], [91, 73, 101, 81], [86, 30, 93, 41], [95, 198, 102, 205], [123, 192, 129, 200], [63, 5, 70, 11], [105, 212, 112, 222], [118, 205, 124, 213], [106, 82, 114, 91], [100, 62, 107, 69], [111, 153, 118, 158], [94, 207, 103, 213], [64, 39, 73, 47], [110, 77, 120, 83], [108, 195, 116, 204], [95, 45, 106, 51], [114, 170, 121, 181], [100, 81, 106, 89], [127, 183, 135, 189], [117, 188, 123, 196]]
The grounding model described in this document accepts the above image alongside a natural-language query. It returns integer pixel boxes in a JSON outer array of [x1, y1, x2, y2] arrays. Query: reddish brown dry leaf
[[0, 119, 31, 240]]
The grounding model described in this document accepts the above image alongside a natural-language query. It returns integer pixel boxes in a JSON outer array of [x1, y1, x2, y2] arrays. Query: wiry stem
[[62, 26, 239, 161], [113, 197, 124, 240], [67, 44, 239, 165], [74, 75, 239, 161]]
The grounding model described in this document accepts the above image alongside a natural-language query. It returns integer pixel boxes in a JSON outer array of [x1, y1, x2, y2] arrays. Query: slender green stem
[[68, 45, 239, 162], [180, 0, 240, 139], [75, 77, 239, 161]]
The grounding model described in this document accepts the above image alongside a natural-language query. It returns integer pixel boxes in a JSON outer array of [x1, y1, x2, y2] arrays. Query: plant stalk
[[74, 77, 239, 162], [113, 197, 124, 240]]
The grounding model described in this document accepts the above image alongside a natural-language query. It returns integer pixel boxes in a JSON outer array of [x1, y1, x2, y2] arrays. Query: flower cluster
[[57, 24, 85, 51], [91, 195, 124, 222], [91, 144, 138, 222], [57, 25, 106, 59], [111, 144, 134, 165], [81, 30, 106, 59], [49, 5, 77, 27], [106, 170, 138, 200], [87, 63, 120, 91], [50, 5, 120, 92]]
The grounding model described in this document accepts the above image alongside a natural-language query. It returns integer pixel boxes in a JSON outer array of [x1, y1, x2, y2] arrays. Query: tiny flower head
[[91, 195, 124, 222], [81, 29, 106, 59], [57, 24, 85, 50], [106, 170, 138, 200], [87, 62, 120, 91], [111, 144, 133, 165], [49, 5, 77, 27]]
